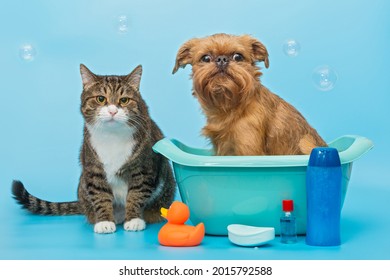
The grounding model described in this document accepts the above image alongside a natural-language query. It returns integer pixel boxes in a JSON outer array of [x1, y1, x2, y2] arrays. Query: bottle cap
[[308, 147, 341, 167], [282, 200, 294, 212]]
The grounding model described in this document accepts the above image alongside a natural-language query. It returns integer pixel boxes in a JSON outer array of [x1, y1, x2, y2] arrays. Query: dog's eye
[[233, 53, 244, 62], [201, 55, 211, 63]]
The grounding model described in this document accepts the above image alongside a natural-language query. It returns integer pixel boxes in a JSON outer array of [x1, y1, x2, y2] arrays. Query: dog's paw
[[124, 218, 146, 231], [94, 221, 116, 234]]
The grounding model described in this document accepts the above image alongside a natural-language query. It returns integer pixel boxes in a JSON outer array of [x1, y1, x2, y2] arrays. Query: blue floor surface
[[1, 171, 389, 260]]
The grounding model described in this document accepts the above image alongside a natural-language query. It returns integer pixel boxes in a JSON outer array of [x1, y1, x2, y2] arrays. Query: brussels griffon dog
[[172, 33, 326, 156]]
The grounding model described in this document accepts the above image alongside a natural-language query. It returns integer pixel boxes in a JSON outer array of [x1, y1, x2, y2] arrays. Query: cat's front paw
[[94, 221, 116, 234], [124, 218, 146, 231]]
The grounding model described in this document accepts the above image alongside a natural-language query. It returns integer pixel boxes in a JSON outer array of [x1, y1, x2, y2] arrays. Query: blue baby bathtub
[[153, 135, 373, 235]]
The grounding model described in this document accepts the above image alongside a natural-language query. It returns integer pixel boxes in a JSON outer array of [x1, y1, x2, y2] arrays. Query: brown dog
[[172, 33, 327, 156]]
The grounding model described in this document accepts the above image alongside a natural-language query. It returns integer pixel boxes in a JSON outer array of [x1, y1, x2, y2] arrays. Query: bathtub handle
[[335, 135, 374, 164], [152, 138, 200, 166]]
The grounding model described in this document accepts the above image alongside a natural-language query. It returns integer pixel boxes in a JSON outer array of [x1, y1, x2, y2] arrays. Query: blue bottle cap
[[308, 147, 341, 167]]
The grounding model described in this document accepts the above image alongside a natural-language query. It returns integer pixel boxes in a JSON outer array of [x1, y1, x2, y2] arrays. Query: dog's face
[[173, 33, 269, 111]]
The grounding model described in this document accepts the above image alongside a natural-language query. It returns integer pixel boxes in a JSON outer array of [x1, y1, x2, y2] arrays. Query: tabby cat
[[12, 64, 176, 234]]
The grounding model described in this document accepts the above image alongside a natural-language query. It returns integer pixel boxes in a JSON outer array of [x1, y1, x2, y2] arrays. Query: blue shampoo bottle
[[306, 147, 342, 246]]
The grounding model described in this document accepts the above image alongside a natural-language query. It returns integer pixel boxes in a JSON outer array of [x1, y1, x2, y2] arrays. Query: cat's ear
[[80, 64, 98, 89], [126, 65, 142, 91]]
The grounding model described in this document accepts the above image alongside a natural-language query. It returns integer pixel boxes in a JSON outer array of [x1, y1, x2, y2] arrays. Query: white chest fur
[[87, 124, 135, 206]]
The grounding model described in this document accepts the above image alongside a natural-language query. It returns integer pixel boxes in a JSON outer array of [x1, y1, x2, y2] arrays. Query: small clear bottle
[[280, 200, 297, 244]]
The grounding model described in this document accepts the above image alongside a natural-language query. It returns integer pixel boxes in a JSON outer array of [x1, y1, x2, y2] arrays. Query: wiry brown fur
[[173, 33, 326, 155]]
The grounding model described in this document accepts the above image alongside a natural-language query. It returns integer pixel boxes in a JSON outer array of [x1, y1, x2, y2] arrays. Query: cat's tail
[[12, 180, 82, 215]]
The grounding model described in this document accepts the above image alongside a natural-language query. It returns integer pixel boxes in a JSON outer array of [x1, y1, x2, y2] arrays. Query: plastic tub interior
[[153, 135, 373, 235]]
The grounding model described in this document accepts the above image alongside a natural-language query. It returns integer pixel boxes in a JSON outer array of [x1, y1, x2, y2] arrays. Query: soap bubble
[[19, 44, 37, 61], [283, 39, 300, 57], [312, 65, 338, 91], [117, 15, 128, 34]]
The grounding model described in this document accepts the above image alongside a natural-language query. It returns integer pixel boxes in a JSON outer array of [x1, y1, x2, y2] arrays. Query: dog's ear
[[172, 39, 198, 74], [244, 36, 270, 68]]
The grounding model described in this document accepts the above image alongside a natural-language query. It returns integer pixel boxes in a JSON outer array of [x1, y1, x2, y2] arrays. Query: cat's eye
[[119, 97, 130, 106], [232, 53, 244, 62], [96, 96, 107, 105], [201, 55, 211, 63]]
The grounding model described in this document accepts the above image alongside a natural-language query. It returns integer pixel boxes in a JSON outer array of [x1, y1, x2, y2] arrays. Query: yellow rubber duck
[[158, 201, 205, 247]]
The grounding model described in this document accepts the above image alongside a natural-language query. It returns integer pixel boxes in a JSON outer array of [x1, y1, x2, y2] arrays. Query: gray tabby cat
[[12, 64, 176, 234]]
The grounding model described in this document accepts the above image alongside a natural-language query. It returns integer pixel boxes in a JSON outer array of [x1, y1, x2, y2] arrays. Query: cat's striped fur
[[12, 64, 176, 233]]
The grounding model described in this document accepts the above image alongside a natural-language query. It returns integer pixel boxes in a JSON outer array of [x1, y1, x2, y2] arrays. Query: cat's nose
[[107, 105, 118, 116]]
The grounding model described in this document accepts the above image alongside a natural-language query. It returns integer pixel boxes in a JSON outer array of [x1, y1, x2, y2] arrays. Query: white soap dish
[[227, 224, 275, 247]]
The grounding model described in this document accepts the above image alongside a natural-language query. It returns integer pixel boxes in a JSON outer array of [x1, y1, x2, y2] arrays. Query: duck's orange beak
[[160, 207, 168, 219]]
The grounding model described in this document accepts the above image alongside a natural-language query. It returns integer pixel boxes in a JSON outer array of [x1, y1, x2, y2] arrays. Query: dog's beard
[[192, 64, 260, 112]]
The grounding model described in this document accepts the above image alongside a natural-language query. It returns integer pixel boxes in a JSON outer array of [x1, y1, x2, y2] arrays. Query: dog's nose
[[215, 55, 229, 68]]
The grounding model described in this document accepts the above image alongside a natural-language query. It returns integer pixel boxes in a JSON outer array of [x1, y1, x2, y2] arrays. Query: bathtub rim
[[152, 135, 373, 168]]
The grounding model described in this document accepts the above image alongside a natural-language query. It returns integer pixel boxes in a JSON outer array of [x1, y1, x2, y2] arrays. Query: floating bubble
[[19, 44, 37, 61], [117, 15, 128, 34], [283, 39, 300, 57], [312, 65, 338, 91]]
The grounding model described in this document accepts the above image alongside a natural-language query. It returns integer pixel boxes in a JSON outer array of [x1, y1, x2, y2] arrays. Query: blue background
[[0, 0, 389, 259]]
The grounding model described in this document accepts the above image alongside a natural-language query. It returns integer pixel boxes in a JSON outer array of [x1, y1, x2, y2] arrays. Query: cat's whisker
[[130, 115, 147, 126], [115, 115, 129, 123], [90, 119, 104, 133], [128, 117, 146, 131], [127, 121, 141, 131]]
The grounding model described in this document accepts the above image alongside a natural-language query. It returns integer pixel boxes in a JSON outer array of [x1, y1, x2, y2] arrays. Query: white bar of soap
[[227, 224, 275, 247]]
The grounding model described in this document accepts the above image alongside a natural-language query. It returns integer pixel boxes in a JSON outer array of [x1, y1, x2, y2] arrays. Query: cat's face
[[80, 65, 144, 131]]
